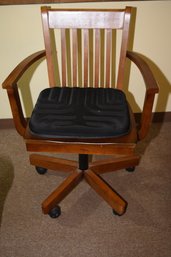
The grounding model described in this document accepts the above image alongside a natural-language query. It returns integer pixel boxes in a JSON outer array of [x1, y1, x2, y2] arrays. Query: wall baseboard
[[0, 118, 15, 129], [135, 112, 171, 123], [0, 112, 171, 130]]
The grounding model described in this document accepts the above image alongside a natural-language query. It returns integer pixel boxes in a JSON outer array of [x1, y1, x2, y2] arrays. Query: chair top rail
[[44, 8, 126, 29]]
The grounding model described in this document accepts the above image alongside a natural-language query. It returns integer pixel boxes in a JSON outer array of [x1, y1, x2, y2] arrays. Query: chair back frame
[[41, 6, 132, 90]]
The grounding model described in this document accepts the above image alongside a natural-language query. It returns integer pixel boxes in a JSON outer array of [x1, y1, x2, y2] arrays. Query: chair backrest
[[41, 6, 132, 90]]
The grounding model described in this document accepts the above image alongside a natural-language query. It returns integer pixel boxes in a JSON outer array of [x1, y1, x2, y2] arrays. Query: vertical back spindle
[[72, 29, 78, 86], [94, 29, 100, 88], [61, 29, 67, 87], [83, 29, 89, 87], [100, 29, 105, 87], [105, 29, 112, 88]]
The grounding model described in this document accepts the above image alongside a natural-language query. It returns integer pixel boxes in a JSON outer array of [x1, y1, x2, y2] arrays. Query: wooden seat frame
[[2, 6, 159, 217]]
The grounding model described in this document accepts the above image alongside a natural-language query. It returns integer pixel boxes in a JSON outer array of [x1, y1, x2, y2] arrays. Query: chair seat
[[29, 87, 131, 139]]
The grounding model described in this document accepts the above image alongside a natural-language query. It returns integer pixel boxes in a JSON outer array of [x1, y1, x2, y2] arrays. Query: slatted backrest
[[41, 6, 132, 89]]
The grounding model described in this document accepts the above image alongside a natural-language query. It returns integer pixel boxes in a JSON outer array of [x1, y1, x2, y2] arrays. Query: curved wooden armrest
[[126, 51, 159, 140], [2, 50, 46, 136], [2, 50, 46, 89]]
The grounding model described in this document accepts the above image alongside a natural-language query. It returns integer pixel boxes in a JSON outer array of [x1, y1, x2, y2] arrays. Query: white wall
[[0, 1, 171, 118]]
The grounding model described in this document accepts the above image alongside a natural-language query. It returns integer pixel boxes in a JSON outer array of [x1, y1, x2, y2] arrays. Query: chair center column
[[79, 154, 89, 171]]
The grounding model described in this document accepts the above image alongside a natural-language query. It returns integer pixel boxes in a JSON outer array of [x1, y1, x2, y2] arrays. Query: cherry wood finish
[[30, 154, 77, 172], [84, 169, 127, 215], [26, 140, 136, 155], [2, 7, 159, 217], [42, 7, 130, 89], [90, 155, 140, 174], [42, 170, 83, 214]]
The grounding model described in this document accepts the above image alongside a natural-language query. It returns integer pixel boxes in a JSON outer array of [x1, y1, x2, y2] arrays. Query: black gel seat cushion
[[29, 87, 131, 139]]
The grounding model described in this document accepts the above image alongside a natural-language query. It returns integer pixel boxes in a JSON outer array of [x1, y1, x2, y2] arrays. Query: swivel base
[[30, 153, 140, 218]]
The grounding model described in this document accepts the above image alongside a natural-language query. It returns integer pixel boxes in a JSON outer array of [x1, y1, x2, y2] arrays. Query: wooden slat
[[72, 29, 78, 86], [83, 29, 89, 87], [89, 29, 94, 87], [100, 29, 105, 87], [117, 7, 131, 89], [94, 29, 100, 88], [61, 29, 67, 87], [105, 29, 112, 88], [65, 29, 72, 86], [41, 7, 56, 87], [77, 29, 82, 86], [111, 29, 116, 88]]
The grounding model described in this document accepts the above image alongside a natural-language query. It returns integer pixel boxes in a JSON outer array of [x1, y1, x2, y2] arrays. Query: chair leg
[[30, 154, 77, 173], [42, 170, 83, 214], [30, 154, 136, 217], [90, 154, 140, 174], [84, 169, 127, 215]]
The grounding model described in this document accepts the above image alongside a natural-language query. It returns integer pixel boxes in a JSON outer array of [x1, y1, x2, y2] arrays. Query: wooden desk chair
[[2, 6, 159, 218]]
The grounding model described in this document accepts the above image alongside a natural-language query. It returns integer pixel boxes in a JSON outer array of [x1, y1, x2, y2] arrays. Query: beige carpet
[[0, 122, 171, 257]]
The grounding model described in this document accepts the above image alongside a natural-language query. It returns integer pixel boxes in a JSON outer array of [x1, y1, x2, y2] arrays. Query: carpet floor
[[0, 122, 171, 257]]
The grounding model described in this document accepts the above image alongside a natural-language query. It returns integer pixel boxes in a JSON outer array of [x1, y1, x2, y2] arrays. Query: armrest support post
[[138, 91, 156, 140], [7, 85, 27, 136], [2, 50, 46, 136], [126, 51, 159, 140]]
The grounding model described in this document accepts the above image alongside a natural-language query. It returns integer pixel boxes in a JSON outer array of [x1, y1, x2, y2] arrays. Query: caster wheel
[[48, 206, 61, 218], [126, 166, 135, 172], [112, 209, 120, 216], [112, 209, 124, 216], [36, 166, 47, 175]]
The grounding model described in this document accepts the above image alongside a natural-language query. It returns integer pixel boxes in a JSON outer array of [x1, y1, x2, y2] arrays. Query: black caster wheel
[[126, 166, 135, 172], [35, 166, 47, 175], [112, 209, 120, 216], [112, 209, 124, 216], [48, 206, 61, 218]]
